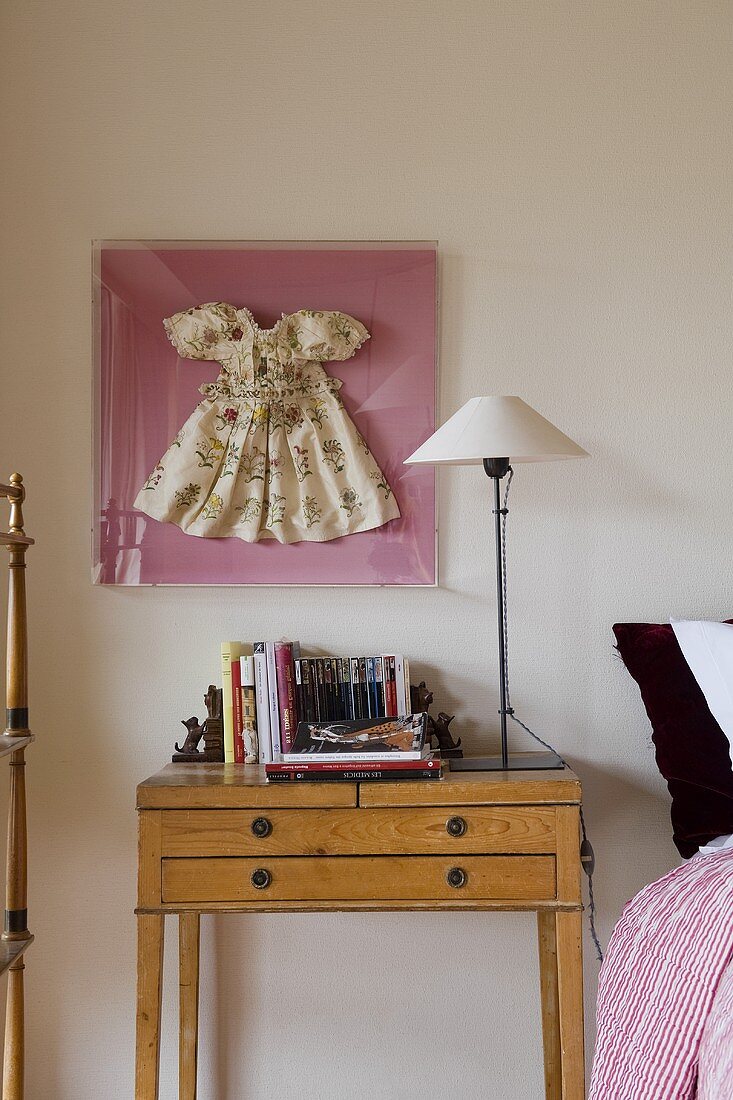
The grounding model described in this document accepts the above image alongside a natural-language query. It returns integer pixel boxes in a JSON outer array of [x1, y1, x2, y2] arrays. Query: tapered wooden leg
[[136, 914, 164, 1100], [555, 910, 585, 1099], [2, 958, 24, 1100], [179, 913, 200, 1100], [538, 911, 562, 1100]]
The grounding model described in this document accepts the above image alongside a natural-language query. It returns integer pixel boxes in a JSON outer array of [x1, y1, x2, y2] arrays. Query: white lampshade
[[404, 396, 589, 466]]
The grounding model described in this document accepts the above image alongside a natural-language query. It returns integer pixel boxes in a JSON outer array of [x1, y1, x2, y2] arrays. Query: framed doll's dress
[[134, 304, 400, 544]]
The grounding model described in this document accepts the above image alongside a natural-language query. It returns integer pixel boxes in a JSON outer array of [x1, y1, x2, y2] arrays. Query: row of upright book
[[220, 641, 413, 764], [220, 641, 444, 783]]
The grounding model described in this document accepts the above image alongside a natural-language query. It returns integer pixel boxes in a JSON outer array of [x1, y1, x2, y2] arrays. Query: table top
[[137, 756, 581, 809]]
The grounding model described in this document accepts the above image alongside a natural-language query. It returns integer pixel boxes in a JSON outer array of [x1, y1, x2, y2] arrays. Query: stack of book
[[220, 640, 442, 782], [220, 641, 413, 764], [267, 714, 443, 783]]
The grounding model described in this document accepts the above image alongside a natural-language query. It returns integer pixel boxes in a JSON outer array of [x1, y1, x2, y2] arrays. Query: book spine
[[374, 656, 385, 718], [253, 643, 272, 764], [337, 657, 346, 719], [240, 655, 258, 763], [366, 657, 376, 717], [282, 750, 429, 763], [267, 769, 441, 783], [275, 642, 298, 753], [350, 658, 361, 719], [363, 657, 371, 717], [265, 642, 281, 757], [393, 654, 406, 715], [323, 658, 332, 720], [294, 659, 304, 727], [232, 655, 244, 764], [332, 658, 342, 720], [268, 758, 440, 773], [403, 657, 412, 713], [315, 658, 326, 721], [358, 657, 369, 718], [383, 655, 396, 717], [301, 659, 315, 722], [220, 642, 241, 764], [339, 657, 352, 719]]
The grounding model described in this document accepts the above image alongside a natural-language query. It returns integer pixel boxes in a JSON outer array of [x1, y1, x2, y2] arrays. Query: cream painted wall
[[0, 0, 730, 1096]]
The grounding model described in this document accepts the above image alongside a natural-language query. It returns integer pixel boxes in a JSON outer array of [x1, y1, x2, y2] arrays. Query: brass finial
[[7, 474, 25, 535]]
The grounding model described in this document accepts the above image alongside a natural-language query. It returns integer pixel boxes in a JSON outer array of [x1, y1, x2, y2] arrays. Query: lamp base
[[449, 751, 564, 772]]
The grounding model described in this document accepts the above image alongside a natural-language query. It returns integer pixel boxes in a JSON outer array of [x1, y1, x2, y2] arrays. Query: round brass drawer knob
[[446, 867, 467, 889], [446, 815, 467, 837], [251, 868, 272, 890], [251, 817, 272, 838]]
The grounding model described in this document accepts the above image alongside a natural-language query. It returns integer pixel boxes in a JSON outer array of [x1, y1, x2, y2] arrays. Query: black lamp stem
[[492, 473, 509, 768], [483, 457, 511, 769]]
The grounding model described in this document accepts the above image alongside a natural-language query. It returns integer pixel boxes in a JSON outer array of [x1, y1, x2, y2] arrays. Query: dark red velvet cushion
[[613, 621, 733, 858]]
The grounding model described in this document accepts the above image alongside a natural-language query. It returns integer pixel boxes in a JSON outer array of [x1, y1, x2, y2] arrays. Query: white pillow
[[698, 833, 733, 856], [670, 619, 733, 761]]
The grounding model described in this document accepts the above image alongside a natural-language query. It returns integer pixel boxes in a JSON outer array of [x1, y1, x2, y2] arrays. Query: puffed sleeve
[[283, 310, 370, 362], [163, 302, 240, 360]]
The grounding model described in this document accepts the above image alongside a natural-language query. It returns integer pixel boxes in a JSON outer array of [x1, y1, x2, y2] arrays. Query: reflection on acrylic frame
[[92, 240, 437, 586]]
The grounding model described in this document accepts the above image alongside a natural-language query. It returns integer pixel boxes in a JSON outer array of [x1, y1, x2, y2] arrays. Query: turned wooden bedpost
[[4, 475, 29, 740], [1, 474, 32, 1100]]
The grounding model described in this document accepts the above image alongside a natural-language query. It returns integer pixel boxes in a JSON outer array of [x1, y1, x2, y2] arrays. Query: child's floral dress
[[134, 304, 400, 543]]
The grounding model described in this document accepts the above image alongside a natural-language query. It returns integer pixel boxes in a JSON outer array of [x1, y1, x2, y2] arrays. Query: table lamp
[[404, 396, 588, 771]]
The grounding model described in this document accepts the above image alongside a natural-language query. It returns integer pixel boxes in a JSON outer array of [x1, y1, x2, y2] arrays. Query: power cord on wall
[[500, 468, 604, 964]]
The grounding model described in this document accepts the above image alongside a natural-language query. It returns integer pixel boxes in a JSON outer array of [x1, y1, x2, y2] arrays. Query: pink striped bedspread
[[589, 848, 733, 1099]]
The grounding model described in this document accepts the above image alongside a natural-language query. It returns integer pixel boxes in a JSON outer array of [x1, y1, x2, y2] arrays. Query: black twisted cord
[[499, 469, 604, 963]]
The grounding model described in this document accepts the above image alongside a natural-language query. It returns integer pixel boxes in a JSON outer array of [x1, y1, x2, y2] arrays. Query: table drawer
[[161, 855, 556, 903], [160, 806, 557, 858]]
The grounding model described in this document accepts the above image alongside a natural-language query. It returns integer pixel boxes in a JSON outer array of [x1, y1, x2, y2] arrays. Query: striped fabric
[[589, 849, 733, 1100], [697, 953, 733, 1098]]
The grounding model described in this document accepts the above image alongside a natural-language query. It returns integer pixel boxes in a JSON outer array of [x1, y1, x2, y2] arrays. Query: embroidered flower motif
[[214, 406, 240, 432], [293, 446, 312, 482], [303, 495, 322, 528], [269, 450, 285, 479], [265, 494, 286, 526], [307, 398, 329, 428], [235, 497, 262, 523], [339, 487, 362, 517], [282, 321, 303, 354], [142, 465, 165, 491], [174, 483, 201, 508], [202, 493, 224, 520], [283, 404, 304, 433], [355, 430, 370, 455], [369, 469, 392, 499], [202, 326, 219, 347], [231, 326, 244, 341], [329, 312, 360, 346], [220, 442, 241, 477], [249, 405, 269, 433], [195, 437, 225, 468], [170, 429, 185, 449], [305, 341, 335, 362], [322, 439, 346, 473], [238, 446, 266, 482]]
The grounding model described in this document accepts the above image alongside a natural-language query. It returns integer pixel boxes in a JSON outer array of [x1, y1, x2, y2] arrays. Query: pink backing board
[[93, 242, 437, 585]]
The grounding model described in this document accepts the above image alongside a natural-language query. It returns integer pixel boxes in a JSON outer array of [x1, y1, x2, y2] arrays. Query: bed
[[589, 619, 733, 1099], [589, 848, 733, 1098]]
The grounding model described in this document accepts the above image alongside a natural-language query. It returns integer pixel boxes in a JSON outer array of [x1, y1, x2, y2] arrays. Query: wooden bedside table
[[136, 760, 585, 1100]]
